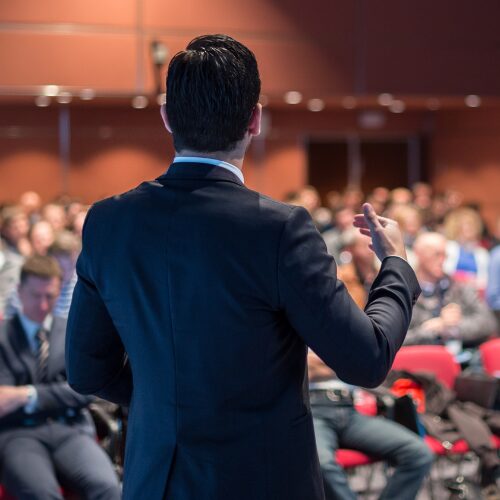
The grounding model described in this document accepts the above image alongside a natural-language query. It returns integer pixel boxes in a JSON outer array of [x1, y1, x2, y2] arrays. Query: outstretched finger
[[362, 203, 382, 232]]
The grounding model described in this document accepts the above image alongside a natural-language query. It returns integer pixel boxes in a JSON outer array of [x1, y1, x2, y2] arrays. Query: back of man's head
[[166, 34, 261, 153]]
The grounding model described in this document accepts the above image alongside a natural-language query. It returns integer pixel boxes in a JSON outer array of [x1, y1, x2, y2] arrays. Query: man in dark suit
[[0, 255, 120, 499], [66, 34, 421, 500]]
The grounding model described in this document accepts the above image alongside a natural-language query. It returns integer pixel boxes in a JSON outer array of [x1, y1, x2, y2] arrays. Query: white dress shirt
[[173, 156, 245, 184]]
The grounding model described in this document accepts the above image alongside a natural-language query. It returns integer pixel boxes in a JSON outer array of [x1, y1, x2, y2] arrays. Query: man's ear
[[160, 104, 173, 133], [248, 103, 262, 137]]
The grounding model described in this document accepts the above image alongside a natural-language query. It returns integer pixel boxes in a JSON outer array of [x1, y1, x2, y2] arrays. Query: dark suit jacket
[[0, 314, 94, 441], [66, 162, 421, 500]]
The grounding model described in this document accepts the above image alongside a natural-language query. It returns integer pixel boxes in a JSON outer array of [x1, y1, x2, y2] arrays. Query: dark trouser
[[312, 401, 434, 500], [0, 421, 121, 500]]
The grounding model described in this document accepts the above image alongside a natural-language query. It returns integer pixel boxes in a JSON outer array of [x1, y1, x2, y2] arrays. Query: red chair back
[[392, 345, 460, 389], [479, 338, 500, 376]]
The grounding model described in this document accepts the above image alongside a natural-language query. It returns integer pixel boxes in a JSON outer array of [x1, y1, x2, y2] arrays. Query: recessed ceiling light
[[284, 91, 302, 105], [389, 100, 406, 113], [378, 93, 394, 106], [43, 85, 59, 97], [56, 92, 72, 104], [465, 95, 481, 108], [80, 88, 96, 101], [307, 98, 325, 112], [35, 95, 51, 107], [132, 96, 148, 109]]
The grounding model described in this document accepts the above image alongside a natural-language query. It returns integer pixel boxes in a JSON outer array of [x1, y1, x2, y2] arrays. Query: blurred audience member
[[29, 220, 55, 256], [5, 231, 80, 320], [322, 208, 355, 261], [308, 349, 433, 500], [336, 231, 378, 304], [444, 189, 464, 211], [412, 182, 433, 211], [0, 206, 31, 257], [389, 187, 413, 207], [19, 191, 42, 225], [0, 255, 121, 499], [405, 233, 496, 348], [342, 186, 363, 212], [72, 206, 89, 238], [42, 203, 67, 233], [443, 207, 489, 291], [486, 244, 500, 330], [389, 204, 424, 269], [325, 190, 343, 213], [48, 231, 80, 317], [366, 186, 389, 215]]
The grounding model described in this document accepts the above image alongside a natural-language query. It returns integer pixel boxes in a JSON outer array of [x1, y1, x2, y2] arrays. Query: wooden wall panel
[[0, 1, 136, 26], [142, 0, 296, 34], [0, 32, 137, 89], [363, 1, 500, 94]]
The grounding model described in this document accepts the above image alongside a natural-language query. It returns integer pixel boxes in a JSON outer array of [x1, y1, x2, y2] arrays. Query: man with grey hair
[[405, 232, 496, 347]]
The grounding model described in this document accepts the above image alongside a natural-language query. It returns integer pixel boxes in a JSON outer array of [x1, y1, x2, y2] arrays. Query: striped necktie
[[35, 328, 49, 383]]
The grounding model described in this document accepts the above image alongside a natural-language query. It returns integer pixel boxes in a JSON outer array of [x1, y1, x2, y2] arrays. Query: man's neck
[[176, 149, 244, 170]]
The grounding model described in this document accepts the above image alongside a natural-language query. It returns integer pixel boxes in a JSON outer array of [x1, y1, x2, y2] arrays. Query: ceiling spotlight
[[377, 93, 393, 106], [35, 95, 51, 107], [284, 91, 302, 105], [80, 88, 96, 101], [465, 94, 481, 108], [132, 96, 149, 109], [341, 96, 357, 109], [426, 98, 441, 111], [56, 92, 72, 104], [156, 93, 166, 106], [389, 100, 406, 113], [307, 98, 325, 112], [43, 85, 59, 97]]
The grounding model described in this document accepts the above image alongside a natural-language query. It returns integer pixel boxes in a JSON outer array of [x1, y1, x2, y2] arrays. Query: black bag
[[454, 372, 498, 409]]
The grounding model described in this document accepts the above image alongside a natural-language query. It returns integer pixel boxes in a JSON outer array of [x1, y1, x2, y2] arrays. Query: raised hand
[[353, 203, 408, 262]]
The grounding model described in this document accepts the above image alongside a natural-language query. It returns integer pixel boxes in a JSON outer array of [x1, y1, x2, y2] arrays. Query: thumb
[[363, 203, 381, 232]]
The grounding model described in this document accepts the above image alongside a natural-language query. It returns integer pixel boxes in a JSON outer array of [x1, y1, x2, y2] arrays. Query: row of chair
[[335, 339, 500, 497]]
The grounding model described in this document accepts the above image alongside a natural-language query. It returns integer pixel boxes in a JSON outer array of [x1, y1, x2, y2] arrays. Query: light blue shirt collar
[[173, 156, 244, 184], [18, 313, 52, 353]]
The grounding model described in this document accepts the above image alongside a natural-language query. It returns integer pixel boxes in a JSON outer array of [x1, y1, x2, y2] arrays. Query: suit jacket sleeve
[[65, 207, 132, 406], [278, 207, 420, 388]]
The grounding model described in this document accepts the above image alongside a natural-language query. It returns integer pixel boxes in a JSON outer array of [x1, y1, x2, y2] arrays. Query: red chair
[[391, 344, 500, 497], [479, 338, 500, 376], [392, 345, 461, 389]]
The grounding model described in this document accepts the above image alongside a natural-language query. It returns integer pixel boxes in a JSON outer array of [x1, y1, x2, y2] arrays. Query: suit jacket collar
[[158, 162, 245, 187]]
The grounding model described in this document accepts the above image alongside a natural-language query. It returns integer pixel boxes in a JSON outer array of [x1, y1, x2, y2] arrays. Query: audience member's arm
[[455, 286, 497, 344]]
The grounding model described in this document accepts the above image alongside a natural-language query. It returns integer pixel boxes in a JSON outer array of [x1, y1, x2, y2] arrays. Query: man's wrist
[[23, 385, 38, 414]]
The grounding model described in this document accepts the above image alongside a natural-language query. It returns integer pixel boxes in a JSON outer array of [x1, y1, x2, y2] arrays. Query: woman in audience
[[443, 207, 490, 292]]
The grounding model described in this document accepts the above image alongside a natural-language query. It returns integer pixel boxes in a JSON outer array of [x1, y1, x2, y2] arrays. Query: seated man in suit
[[0, 255, 120, 500]]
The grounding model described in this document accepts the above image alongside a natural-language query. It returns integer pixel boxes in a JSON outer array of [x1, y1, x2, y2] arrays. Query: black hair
[[166, 34, 261, 152]]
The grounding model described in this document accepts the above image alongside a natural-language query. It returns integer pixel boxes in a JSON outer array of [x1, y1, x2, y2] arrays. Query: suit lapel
[[9, 315, 37, 383]]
